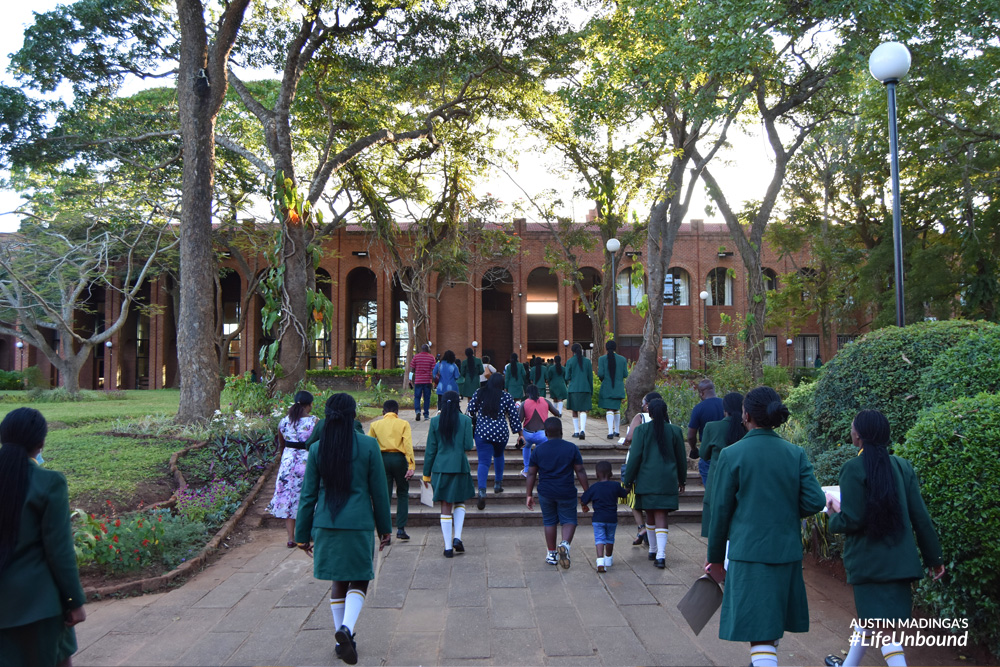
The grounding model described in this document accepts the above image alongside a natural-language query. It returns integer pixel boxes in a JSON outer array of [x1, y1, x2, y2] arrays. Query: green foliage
[[154, 512, 209, 571], [207, 411, 277, 484], [919, 328, 1000, 407], [706, 356, 754, 396], [654, 379, 699, 429], [221, 372, 274, 416], [762, 365, 792, 398], [20, 366, 46, 390], [809, 320, 998, 455], [785, 380, 818, 435], [306, 368, 405, 378], [809, 443, 858, 487], [72, 507, 164, 574], [801, 511, 844, 562], [897, 394, 1000, 656], [2, 388, 130, 404], [0, 369, 24, 390], [175, 479, 245, 528]]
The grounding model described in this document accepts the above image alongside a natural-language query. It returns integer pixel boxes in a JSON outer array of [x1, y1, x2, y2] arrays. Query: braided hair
[[742, 386, 790, 429], [571, 343, 584, 371], [0, 408, 48, 574], [531, 356, 545, 387], [317, 393, 357, 521], [464, 348, 478, 385], [508, 353, 521, 380], [647, 399, 672, 460], [721, 392, 746, 446], [438, 390, 461, 443], [553, 355, 564, 377], [605, 340, 618, 387], [854, 410, 904, 542]]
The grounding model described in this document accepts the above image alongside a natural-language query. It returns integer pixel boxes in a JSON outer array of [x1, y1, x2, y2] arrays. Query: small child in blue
[[579, 460, 628, 572]]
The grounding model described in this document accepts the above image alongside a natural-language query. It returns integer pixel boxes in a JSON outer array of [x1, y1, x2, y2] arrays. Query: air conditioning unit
[[711, 335, 727, 347]]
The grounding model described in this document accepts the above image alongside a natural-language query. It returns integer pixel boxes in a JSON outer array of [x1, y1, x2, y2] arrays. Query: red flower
[[100, 523, 108, 534], [106, 500, 112, 506], [142, 539, 150, 546], [114, 519, 121, 528], [90, 514, 95, 520], [137, 521, 143, 528], [112, 535, 119, 543], [94, 534, 101, 541]]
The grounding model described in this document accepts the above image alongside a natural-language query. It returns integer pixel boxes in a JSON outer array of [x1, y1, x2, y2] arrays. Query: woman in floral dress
[[267, 391, 318, 547]]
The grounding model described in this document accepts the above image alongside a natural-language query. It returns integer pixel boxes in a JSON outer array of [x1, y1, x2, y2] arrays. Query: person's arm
[[686, 426, 698, 453], [622, 430, 642, 488], [505, 394, 522, 434], [525, 465, 538, 509], [422, 424, 438, 485], [294, 445, 320, 546], [798, 450, 827, 517], [366, 438, 393, 538], [303, 420, 324, 447], [673, 428, 686, 493], [40, 473, 86, 616], [598, 355, 606, 381], [622, 413, 642, 446], [463, 417, 475, 452], [575, 463, 589, 493], [403, 422, 415, 478], [546, 399, 561, 417], [827, 462, 862, 533], [706, 449, 735, 565]]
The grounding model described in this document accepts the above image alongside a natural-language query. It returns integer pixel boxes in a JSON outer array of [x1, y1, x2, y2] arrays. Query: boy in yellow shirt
[[368, 400, 415, 540]]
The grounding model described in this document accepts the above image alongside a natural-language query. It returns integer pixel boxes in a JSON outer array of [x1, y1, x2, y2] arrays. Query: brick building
[[0, 218, 861, 390]]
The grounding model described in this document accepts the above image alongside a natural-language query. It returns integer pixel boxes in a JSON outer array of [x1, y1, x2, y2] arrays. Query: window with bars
[[661, 337, 691, 370], [794, 335, 820, 367], [664, 267, 689, 306], [837, 335, 857, 350], [763, 336, 778, 367], [706, 268, 733, 306], [616, 267, 644, 307]]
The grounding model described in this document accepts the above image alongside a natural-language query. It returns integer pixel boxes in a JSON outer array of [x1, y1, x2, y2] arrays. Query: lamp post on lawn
[[869, 41, 911, 327], [699, 290, 710, 368], [606, 238, 621, 342]]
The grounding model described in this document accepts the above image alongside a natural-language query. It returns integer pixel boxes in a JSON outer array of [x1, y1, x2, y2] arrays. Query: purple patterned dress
[[266, 415, 318, 519]]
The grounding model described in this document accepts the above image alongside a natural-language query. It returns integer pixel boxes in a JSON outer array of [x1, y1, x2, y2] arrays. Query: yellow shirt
[[368, 413, 415, 470]]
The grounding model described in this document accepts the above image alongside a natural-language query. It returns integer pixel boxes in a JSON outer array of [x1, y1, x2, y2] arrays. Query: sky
[[0, 1, 775, 233]]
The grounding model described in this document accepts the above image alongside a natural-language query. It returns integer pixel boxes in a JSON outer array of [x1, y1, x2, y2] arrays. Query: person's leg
[[605, 523, 617, 564], [572, 412, 580, 435], [653, 509, 669, 565], [543, 525, 558, 551], [606, 410, 615, 437], [453, 502, 467, 548], [285, 517, 295, 544], [646, 510, 657, 559], [613, 410, 621, 435], [522, 436, 532, 471], [557, 498, 577, 568], [750, 642, 778, 667], [475, 436, 491, 495], [388, 453, 409, 533], [440, 500, 454, 555], [539, 496, 559, 560], [579, 410, 587, 434], [492, 441, 506, 491], [421, 385, 432, 417], [334, 580, 371, 664], [698, 457, 710, 486]]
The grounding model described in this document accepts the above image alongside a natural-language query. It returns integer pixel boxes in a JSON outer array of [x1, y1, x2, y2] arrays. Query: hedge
[[808, 320, 997, 455], [306, 367, 405, 378], [919, 327, 1000, 407], [896, 393, 1000, 656]]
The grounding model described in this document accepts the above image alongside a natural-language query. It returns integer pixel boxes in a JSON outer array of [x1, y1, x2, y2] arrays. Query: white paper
[[821, 485, 841, 514], [420, 482, 434, 507]]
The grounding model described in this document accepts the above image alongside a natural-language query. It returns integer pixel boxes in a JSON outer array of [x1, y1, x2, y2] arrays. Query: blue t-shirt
[[580, 480, 627, 524], [688, 397, 724, 440], [528, 438, 583, 500]]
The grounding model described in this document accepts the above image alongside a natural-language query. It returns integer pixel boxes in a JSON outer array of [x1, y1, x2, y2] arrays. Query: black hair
[[553, 354, 564, 376], [477, 373, 505, 419], [288, 390, 314, 425], [508, 353, 521, 380], [647, 399, 671, 460], [464, 348, 477, 384], [571, 343, 584, 370], [595, 460, 612, 479], [437, 390, 461, 444], [318, 394, 357, 521], [482, 355, 490, 364], [0, 407, 48, 574], [643, 391, 662, 407], [854, 409, 904, 542], [524, 384, 540, 401], [544, 416, 563, 438], [443, 349, 456, 365], [531, 356, 545, 386], [382, 399, 399, 414], [742, 386, 790, 429], [605, 339, 618, 387], [722, 392, 747, 446]]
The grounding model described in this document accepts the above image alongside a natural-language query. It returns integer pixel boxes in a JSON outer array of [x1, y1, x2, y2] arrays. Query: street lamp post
[[699, 290, 710, 367], [870, 41, 911, 327], [606, 238, 621, 342]]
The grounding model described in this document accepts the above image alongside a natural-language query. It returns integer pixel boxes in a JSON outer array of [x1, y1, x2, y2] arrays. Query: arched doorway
[[391, 274, 409, 368], [480, 268, 513, 367], [346, 268, 378, 370], [526, 267, 559, 360], [220, 273, 241, 378], [308, 269, 334, 369]]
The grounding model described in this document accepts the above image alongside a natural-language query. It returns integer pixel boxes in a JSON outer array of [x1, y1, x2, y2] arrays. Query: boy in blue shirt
[[580, 461, 628, 572]]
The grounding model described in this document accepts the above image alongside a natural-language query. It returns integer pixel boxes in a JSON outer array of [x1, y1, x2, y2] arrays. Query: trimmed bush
[[919, 328, 1000, 407], [809, 443, 857, 486], [896, 393, 1000, 656], [808, 320, 997, 454]]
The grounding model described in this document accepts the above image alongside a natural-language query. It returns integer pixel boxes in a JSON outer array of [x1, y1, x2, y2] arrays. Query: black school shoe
[[415, 413, 420, 421], [453, 538, 465, 553], [654, 558, 666, 569], [443, 548, 454, 558], [824, 656, 844, 667], [335, 625, 358, 665], [396, 529, 410, 541], [477, 492, 486, 510]]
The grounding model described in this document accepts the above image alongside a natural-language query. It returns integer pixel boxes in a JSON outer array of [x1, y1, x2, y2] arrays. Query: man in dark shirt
[[526, 417, 589, 568], [688, 379, 724, 485]]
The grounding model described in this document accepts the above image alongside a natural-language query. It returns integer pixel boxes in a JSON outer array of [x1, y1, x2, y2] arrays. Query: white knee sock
[[655, 528, 668, 559], [556, 401, 563, 412], [881, 642, 906, 666], [330, 597, 345, 630], [843, 626, 867, 666], [580, 412, 587, 431], [453, 503, 466, 540], [750, 644, 777, 667], [613, 413, 621, 432], [606, 412, 615, 434], [342, 589, 366, 633], [572, 417, 580, 433], [440, 514, 453, 549], [647, 525, 657, 554]]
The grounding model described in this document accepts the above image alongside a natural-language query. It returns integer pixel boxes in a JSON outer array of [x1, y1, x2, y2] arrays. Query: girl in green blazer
[[422, 391, 475, 558], [528, 356, 547, 398], [295, 393, 392, 666], [706, 386, 826, 667], [700, 392, 746, 538], [546, 355, 568, 413], [622, 399, 686, 568], [503, 353, 528, 400], [459, 348, 484, 401], [597, 340, 629, 438], [565, 343, 594, 439], [825, 410, 945, 667], [0, 408, 86, 667]]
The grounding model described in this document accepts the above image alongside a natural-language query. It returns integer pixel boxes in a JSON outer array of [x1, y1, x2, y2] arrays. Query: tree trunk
[[275, 220, 309, 394]]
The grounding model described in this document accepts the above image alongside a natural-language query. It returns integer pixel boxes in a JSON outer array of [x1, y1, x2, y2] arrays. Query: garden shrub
[[919, 327, 1000, 407], [808, 320, 997, 455], [896, 393, 1000, 656], [809, 443, 858, 486], [176, 479, 244, 527], [656, 378, 699, 429], [762, 364, 793, 397], [0, 369, 24, 390]]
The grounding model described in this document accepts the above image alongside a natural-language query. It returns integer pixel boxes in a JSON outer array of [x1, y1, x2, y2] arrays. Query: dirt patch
[[73, 475, 175, 515]]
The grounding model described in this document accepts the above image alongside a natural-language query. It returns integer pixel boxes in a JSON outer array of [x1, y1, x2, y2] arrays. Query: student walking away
[[434, 350, 461, 398], [620, 391, 662, 547], [824, 410, 945, 667], [565, 343, 594, 439], [422, 391, 475, 557], [0, 408, 87, 667], [622, 399, 686, 568], [528, 357, 547, 398], [504, 353, 528, 400], [459, 348, 484, 404], [410, 344, 436, 421], [706, 386, 826, 667], [700, 392, 746, 538], [518, 385, 561, 477], [367, 400, 415, 542], [580, 461, 628, 572], [688, 379, 724, 485], [525, 417, 589, 568], [546, 355, 568, 413], [597, 340, 629, 439], [294, 393, 392, 666], [267, 391, 319, 548], [467, 374, 520, 509], [479, 356, 497, 389]]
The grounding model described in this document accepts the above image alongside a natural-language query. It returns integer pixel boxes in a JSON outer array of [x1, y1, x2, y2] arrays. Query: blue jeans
[[698, 457, 710, 487], [592, 522, 618, 545], [414, 383, 432, 417], [475, 435, 505, 490], [538, 494, 578, 526], [521, 429, 548, 471]]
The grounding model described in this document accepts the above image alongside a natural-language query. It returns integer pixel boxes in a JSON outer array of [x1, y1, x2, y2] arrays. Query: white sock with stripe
[[647, 525, 657, 555], [843, 625, 867, 666], [330, 597, 345, 630], [881, 642, 906, 666], [342, 589, 366, 633], [572, 417, 580, 433], [606, 412, 615, 434], [655, 528, 668, 559], [580, 412, 587, 431], [453, 503, 466, 540], [750, 644, 777, 667], [440, 514, 453, 549]]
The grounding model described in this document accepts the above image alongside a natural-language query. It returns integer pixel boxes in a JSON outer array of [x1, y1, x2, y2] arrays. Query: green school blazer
[[700, 417, 736, 536], [564, 357, 594, 394], [707, 428, 826, 564], [545, 365, 568, 399], [597, 353, 629, 401], [459, 358, 485, 398], [504, 363, 529, 399], [828, 454, 943, 584], [294, 432, 392, 541], [422, 414, 475, 477], [0, 461, 85, 629], [622, 421, 686, 498]]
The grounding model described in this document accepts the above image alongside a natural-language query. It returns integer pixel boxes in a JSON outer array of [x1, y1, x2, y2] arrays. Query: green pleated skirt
[[635, 492, 678, 511], [719, 559, 810, 641], [0, 614, 77, 667], [548, 382, 567, 400], [597, 396, 623, 410], [853, 581, 913, 622], [567, 392, 592, 412], [431, 472, 475, 503], [312, 527, 375, 581]]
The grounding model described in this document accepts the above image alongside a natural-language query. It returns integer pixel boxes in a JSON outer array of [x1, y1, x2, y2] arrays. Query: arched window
[[762, 268, 778, 292], [706, 268, 733, 306], [616, 267, 644, 307], [798, 267, 818, 302], [664, 267, 689, 306]]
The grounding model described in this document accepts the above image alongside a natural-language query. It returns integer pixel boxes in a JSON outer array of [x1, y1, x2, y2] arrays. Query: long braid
[[317, 394, 357, 521], [855, 410, 903, 542]]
